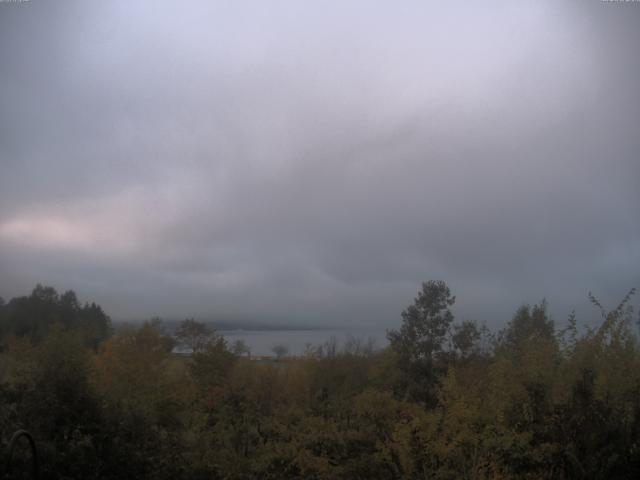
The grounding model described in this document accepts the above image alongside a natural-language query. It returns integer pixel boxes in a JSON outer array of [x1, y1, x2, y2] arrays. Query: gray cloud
[[1, 0, 639, 328]]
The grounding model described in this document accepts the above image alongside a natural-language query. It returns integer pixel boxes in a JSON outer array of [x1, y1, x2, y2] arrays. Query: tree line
[[1, 281, 639, 479]]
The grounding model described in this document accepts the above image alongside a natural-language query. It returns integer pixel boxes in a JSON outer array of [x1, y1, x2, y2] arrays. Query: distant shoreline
[[112, 319, 367, 333]]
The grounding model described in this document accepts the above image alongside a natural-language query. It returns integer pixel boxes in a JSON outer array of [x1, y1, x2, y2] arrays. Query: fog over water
[[1, 1, 639, 330], [220, 329, 388, 357]]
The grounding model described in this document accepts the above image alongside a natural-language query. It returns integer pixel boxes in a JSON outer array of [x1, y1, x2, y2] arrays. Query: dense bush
[[1, 283, 639, 479]]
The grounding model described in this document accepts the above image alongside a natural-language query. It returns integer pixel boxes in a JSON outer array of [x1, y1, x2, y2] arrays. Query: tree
[[79, 301, 112, 349], [175, 318, 213, 353], [0, 285, 111, 347], [387, 280, 456, 405], [93, 321, 189, 478], [189, 334, 236, 390], [232, 339, 251, 357], [500, 300, 554, 350], [451, 320, 483, 361], [19, 328, 104, 479], [0, 296, 5, 339], [388, 281, 456, 361], [271, 344, 289, 360]]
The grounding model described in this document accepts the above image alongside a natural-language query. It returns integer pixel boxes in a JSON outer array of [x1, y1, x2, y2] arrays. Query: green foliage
[[92, 321, 189, 479], [0, 329, 104, 479], [387, 280, 457, 405], [189, 333, 236, 391], [175, 318, 214, 353], [0, 284, 111, 348], [388, 280, 456, 362], [1, 283, 640, 479], [499, 300, 555, 351]]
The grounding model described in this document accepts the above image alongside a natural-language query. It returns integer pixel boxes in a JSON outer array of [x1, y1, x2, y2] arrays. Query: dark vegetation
[[1, 281, 640, 479]]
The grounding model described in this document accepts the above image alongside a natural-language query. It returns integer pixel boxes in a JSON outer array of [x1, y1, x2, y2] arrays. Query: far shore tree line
[[1, 281, 639, 479]]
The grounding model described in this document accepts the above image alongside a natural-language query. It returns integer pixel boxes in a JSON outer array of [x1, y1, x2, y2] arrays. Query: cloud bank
[[1, 0, 639, 327]]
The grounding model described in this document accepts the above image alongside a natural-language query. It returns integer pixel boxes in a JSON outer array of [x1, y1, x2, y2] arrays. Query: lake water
[[219, 328, 389, 357]]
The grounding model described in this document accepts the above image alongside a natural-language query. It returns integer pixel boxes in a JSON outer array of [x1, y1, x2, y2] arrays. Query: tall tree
[[387, 280, 456, 405]]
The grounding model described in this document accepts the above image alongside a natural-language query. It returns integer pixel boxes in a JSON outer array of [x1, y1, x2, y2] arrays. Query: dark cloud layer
[[1, 0, 639, 328]]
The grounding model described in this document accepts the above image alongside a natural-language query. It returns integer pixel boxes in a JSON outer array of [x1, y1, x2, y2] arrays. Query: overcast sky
[[0, 0, 638, 329]]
